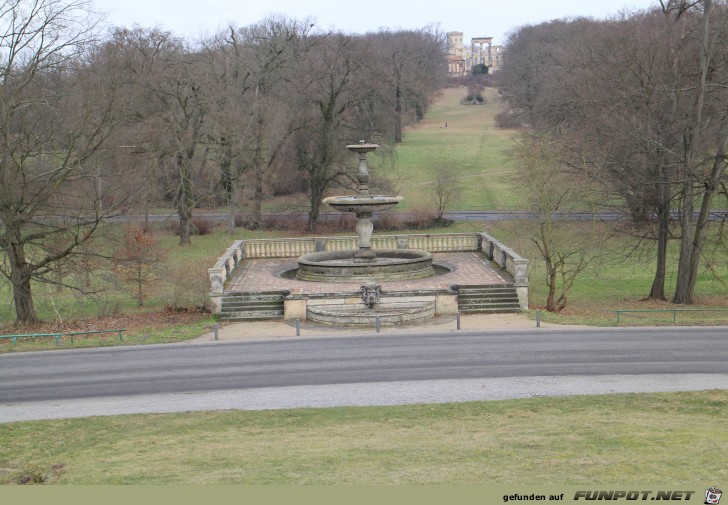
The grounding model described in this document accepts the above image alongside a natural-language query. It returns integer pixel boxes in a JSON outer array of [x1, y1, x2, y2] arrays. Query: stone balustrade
[[230, 233, 484, 259], [243, 238, 316, 258], [478, 232, 528, 285], [208, 240, 244, 313], [479, 232, 529, 308]]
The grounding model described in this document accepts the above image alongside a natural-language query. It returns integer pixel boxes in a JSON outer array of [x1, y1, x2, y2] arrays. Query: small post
[[214, 323, 219, 341], [376, 316, 380, 333], [55, 334, 60, 346], [536, 309, 541, 328], [118, 330, 123, 342], [457, 312, 461, 330], [296, 319, 300, 336]]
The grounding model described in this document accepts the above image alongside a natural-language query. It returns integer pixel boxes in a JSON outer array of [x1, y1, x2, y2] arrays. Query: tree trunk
[[176, 154, 194, 246], [545, 266, 557, 312], [686, 121, 728, 300], [178, 205, 192, 246], [649, 203, 670, 300], [394, 82, 403, 143], [136, 270, 145, 307], [219, 140, 237, 234], [226, 179, 237, 234], [308, 190, 322, 232], [251, 115, 266, 229], [673, 139, 694, 304], [6, 238, 38, 326], [252, 177, 263, 229]]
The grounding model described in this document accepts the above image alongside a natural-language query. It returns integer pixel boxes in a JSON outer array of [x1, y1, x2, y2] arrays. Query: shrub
[[192, 217, 211, 235], [169, 217, 213, 236], [161, 262, 210, 311], [495, 110, 524, 129]]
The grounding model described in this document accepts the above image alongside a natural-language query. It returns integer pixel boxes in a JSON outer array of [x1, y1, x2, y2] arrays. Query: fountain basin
[[307, 301, 436, 326], [296, 249, 435, 282], [323, 195, 402, 214]]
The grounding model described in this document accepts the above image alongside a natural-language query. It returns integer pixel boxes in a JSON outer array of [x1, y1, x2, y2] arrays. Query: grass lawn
[[484, 221, 728, 326], [1, 391, 726, 484]]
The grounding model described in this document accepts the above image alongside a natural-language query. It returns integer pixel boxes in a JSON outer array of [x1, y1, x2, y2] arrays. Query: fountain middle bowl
[[296, 249, 435, 282], [323, 195, 402, 214]]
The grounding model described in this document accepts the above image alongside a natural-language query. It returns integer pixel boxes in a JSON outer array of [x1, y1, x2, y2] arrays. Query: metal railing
[[0, 328, 126, 346], [616, 309, 728, 323]]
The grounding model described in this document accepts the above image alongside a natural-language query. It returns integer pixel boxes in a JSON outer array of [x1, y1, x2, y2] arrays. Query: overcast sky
[[93, 0, 660, 44]]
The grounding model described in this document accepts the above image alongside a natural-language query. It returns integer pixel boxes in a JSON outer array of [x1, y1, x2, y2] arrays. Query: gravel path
[[4, 374, 728, 422]]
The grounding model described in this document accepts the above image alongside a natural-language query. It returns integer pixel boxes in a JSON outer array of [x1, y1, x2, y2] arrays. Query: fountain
[[296, 142, 436, 283]]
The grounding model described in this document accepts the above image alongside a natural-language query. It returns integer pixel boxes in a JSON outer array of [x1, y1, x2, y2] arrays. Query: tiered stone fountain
[[297, 142, 435, 283], [296, 141, 438, 326]]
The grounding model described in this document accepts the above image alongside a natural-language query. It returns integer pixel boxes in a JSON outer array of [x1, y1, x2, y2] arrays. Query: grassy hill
[[370, 86, 524, 211]]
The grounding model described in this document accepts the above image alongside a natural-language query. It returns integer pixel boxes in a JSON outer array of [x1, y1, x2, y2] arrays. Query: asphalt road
[[1, 327, 727, 405]]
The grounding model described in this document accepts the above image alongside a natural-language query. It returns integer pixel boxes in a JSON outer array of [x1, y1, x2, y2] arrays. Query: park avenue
[[1, 326, 727, 422]]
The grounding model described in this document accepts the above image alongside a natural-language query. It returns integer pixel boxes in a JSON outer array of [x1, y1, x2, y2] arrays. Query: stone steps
[[220, 291, 287, 320], [456, 284, 521, 314]]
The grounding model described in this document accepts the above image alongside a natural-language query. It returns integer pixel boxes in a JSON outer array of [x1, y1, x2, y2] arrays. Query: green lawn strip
[[1, 391, 726, 484], [0, 317, 216, 353]]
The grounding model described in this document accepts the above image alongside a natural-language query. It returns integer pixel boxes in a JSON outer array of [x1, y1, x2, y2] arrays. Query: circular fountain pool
[[296, 249, 435, 282]]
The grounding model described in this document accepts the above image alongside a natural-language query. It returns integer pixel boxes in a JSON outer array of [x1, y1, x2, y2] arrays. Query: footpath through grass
[[2, 391, 726, 484]]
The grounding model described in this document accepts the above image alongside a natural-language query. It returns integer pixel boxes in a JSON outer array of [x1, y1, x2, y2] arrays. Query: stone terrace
[[227, 252, 512, 294], [208, 233, 529, 318]]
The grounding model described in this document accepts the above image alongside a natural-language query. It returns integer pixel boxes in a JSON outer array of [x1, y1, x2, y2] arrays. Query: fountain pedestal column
[[354, 211, 375, 260]]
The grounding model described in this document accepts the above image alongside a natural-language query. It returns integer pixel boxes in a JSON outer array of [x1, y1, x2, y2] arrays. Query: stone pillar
[[208, 267, 225, 315]]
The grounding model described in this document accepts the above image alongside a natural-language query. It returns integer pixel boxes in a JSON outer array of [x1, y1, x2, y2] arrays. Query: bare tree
[[113, 27, 212, 246], [514, 136, 606, 312], [429, 166, 462, 222], [225, 18, 310, 229], [0, 0, 129, 325]]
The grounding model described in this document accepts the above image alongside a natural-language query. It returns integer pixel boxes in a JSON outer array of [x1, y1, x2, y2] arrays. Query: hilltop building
[[447, 31, 504, 76]]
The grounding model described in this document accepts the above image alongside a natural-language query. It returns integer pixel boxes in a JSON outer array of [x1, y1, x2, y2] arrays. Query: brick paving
[[226, 252, 512, 293]]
